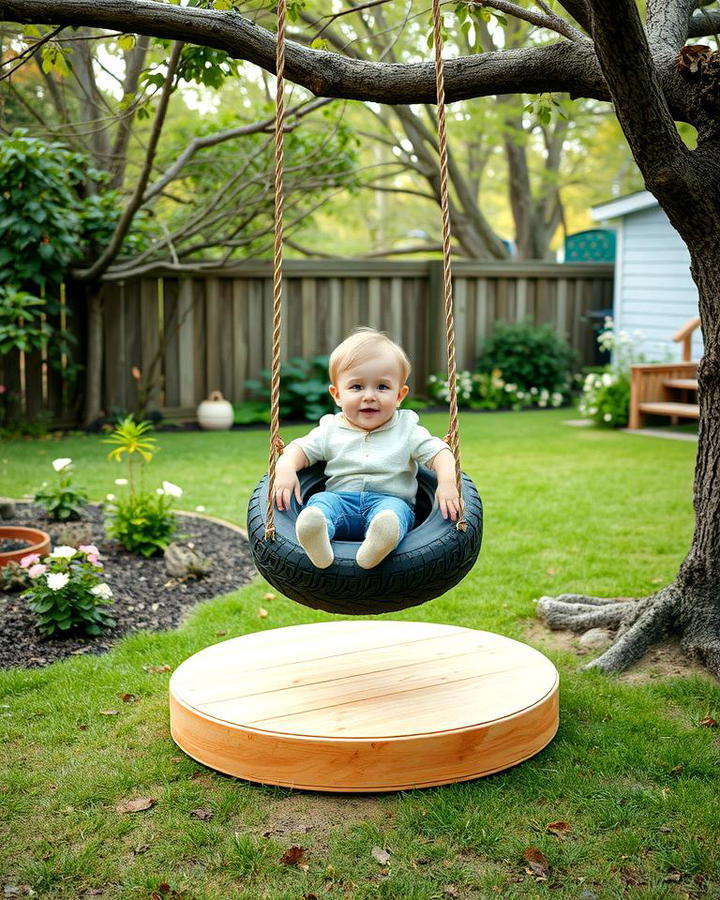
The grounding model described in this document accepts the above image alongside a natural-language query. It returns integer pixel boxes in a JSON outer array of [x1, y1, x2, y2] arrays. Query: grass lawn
[[1, 409, 719, 899]]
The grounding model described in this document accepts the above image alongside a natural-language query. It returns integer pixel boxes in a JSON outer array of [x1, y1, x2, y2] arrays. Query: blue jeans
[[304, 491, 415, 542]]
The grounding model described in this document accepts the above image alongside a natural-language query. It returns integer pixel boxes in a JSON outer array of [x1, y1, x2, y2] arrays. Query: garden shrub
[[244, 355, 336, 422], [34, 457, 88, 521], [476, 318, 576, 396], [19, 545, 116, 637], [579, 370, 631, 427], [427, 369, 564, 411], [103, 417, 182, 556]]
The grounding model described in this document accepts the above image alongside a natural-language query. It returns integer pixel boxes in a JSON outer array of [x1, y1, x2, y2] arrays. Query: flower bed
[[0, 502, 256, 669]]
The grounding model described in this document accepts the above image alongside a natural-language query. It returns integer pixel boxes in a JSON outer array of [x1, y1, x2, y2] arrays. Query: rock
[[55, 521, 95, 547], [164, 542, 212, 578], [0, 500, 16, 520], [579, 628, 613, 649]]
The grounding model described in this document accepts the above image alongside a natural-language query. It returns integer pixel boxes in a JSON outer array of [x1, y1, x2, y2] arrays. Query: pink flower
[[79, 544, 100, 557], [28, 564, 48, 578], [0, 384, 6, 395], [20, 553, 41, 568], [87, 555, 101, 566]]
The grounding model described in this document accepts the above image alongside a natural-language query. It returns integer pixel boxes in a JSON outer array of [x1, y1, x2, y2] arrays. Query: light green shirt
[[288, 409, 450, 503]]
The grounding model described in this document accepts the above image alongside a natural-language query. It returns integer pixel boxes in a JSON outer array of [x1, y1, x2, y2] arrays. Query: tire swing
[[246, 0, 483, 615]]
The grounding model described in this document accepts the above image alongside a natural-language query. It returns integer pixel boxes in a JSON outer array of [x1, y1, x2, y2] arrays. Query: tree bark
[[81, 285, 104, 427]]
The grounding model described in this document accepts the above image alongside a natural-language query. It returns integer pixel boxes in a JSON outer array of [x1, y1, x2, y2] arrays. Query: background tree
[[1, 0, 719, 677], [0, 23, 359, 422]]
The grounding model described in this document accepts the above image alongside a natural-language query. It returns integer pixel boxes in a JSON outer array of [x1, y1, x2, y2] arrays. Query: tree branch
[[0, 0, 608, 104], [688, 8, 720, 38], [646, 0, 696, 51], [556, 0, 591, 34], [588, 0, 690, 195], [480, 0, 587, 42], [77, 39, 184, 282]]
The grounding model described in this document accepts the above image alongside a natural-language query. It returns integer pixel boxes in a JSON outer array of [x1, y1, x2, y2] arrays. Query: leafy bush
[[103, 416, 181, 556], [427, 369, 565, 411], [476, 319, 576, 396], [245, 355, 336, 422], [0, 561, 31, 593], [20, 545, 116, 637], [579, 318, 652, 428], [579, 371, 631, 427], [34, 457, 88, 521], [105, 486, 179, 557]]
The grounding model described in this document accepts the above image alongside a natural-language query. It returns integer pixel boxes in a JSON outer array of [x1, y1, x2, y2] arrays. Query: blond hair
[[329, 328, 411, 385]]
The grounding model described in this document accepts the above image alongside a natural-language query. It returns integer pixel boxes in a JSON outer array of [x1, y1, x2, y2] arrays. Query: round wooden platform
[[169, 621, 559, 792]]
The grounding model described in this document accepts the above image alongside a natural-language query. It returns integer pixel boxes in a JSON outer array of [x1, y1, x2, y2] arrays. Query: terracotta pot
[[197, 390, 234, 431], [0, 526, 51, 569]]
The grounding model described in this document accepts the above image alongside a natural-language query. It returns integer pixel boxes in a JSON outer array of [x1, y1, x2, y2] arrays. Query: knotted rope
[[432, 0, 467, 531], [264, 0, 466, 536], [264, 0, 287, 541]]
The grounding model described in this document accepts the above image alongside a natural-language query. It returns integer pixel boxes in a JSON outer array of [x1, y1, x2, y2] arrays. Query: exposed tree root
[[536, 587, 677, 674]]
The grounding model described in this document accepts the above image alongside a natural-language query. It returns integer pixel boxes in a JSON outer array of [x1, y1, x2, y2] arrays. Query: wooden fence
[[2, 260, 613, 425]]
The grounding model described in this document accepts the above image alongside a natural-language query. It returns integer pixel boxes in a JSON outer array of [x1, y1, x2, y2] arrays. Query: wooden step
[[638, 401, 699, 419], [663, 378, 698, 390]]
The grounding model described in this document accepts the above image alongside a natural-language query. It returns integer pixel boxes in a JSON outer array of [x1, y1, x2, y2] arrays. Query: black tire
[[247, 462, 483, 615]]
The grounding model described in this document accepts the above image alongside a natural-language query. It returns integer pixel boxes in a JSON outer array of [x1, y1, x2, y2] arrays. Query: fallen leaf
[[118, 693, 138, 703], [546, 568, 557, 576], [371, 846, 391, 866], [116, 797, 157, 814], [189, 807, 213, 820], [2, 886, 35, 897], [664, 870, 682, 883], [699, 716, 718, 728], [620, 866, 646, 886], [670, 764, 684, 776], [650, 577, 663, 584], [522, 847, 549, 879], [263, 592, 276, 601], [444, 886, 459, 897], [659, 825, 672, 833], [132, 845, 150, 856], [85, 890, 104, 896], [98, 709, 119, 716], [78, 724, 89, 731], [258, 607, 269, 619], [303, 895, 319, 900], [216, 631, 227, 636], [546, 820, 571, 838], [280, 846, 308, 870], [143, 664, 171, 674]]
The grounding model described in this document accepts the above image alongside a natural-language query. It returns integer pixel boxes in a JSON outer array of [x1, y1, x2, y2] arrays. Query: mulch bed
[[0, 502, 257, 670]]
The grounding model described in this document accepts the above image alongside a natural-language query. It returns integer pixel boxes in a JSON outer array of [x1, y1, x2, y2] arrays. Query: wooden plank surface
[[169, 621, 559, 792]]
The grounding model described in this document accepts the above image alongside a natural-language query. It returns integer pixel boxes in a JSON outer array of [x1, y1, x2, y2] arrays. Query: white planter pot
[[197, 391, 234, 430]]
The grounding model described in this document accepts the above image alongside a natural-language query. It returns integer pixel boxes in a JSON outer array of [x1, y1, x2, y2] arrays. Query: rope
[[432, 0, 467, 532], [264, 0, 287, 541]]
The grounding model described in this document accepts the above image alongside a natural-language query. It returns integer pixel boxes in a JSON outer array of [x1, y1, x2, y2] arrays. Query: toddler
[[274, 328, 461, 569]]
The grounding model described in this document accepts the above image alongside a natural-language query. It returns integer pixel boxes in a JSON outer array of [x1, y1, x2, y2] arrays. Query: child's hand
[[436, 484, 462, 522], [275, 473, 302, 511]]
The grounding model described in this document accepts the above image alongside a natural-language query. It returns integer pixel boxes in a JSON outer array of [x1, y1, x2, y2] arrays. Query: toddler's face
[[329, 350, 409, 431]]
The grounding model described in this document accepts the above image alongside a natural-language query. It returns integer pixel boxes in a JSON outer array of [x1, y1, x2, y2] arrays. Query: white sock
[[356, 510, 401, 569], [296, 507, 334, 569]]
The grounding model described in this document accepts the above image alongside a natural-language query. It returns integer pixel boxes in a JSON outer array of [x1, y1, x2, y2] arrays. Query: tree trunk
[[537, 245, 720, 678], [81, 287, 104, 428]]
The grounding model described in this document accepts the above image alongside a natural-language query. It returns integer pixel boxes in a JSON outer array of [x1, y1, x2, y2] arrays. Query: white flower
[[47, 572, 69, 591], [530, 387, 538, 395], [517, 391, 525, 399], [106, 493, 116, 502], [602, 372, 614, 387], [162, 480, 183, 498], [195, 505, 206, 512], [50, 545, 76, 559], [156, 487, 164, 495], [52, 458, 72, 472], [115, 478, 128, 486], [90, 583, 113, 600], [603, 413, 612, 422]]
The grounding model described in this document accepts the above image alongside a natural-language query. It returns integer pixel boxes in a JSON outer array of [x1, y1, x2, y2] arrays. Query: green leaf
[[117, 33, 136, 51]]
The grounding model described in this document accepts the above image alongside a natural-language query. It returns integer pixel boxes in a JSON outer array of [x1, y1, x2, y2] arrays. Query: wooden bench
[[628, 317, 700, 429]]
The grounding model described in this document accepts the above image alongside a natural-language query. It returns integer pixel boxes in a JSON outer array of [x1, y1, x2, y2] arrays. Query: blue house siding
[[594, 199, 702, 361]]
